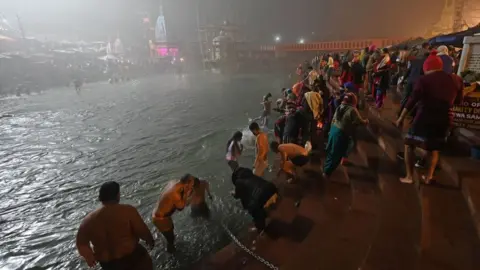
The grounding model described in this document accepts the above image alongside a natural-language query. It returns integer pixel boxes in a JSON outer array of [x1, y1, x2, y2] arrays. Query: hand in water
[[85, 255, 97, 268], [147, 239, 155, 251]]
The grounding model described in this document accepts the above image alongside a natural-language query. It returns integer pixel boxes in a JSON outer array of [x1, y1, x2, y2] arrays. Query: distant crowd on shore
[[0, 56, 173, 96], [74, 41, 467, 269]]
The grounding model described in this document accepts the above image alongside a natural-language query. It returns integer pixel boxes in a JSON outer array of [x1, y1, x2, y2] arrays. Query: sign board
[[453, 84, 480, 130]]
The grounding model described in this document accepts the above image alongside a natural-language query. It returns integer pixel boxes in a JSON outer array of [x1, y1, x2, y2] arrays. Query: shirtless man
[[270, 141, 309, 183], [249, 122, 269, 177], [253, 93, 272, 127], [190, 178, 213, 219], [152, 174, 196, 253], [76, 181, 154, 270]]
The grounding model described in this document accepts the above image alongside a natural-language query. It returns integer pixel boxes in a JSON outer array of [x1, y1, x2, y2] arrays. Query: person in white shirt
[[226, 131, 244, 169]]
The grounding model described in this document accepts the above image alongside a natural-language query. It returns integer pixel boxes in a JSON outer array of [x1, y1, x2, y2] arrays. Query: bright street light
[[299, 38, 305, 44], [274, 35, 281, 42]]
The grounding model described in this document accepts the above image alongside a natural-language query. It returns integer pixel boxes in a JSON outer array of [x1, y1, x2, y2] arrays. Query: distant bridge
[[259, 38, 407, 52]]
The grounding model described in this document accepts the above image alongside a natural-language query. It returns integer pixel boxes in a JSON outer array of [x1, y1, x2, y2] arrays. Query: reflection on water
[[0, 74, 285, 270]]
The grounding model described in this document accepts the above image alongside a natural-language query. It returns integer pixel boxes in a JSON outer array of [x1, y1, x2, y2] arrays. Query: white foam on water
[[240, 126, 256, 148]]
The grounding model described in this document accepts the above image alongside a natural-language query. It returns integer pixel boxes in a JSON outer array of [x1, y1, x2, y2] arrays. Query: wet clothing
[[404, 71, 463, 151], [190, 202, 210, 218], [190, 180, 211, 219], [231, 167, 278, 231], [76, 204, 154, 269], [99, 244, 151, 270]]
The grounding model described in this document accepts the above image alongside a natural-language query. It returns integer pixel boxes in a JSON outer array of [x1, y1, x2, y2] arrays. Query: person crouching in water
[[190, 177, 213, 219], [76, 181, 154, 270], [152, 175, 196, 253], [228, 162, 279, 232], [323, 93, 368, 178], [226, 131, 243, 169], [270, 141, 310, 184]]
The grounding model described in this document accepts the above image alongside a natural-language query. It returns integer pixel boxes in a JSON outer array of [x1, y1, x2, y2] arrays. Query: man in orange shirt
[[152, 174, 196, 253], [76, 181, 154, 270], [249, 122, 269, 177], [270, 141, 310, 183]]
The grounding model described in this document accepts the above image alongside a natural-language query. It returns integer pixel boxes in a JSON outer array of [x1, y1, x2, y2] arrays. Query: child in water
[[253, 93, 272, 127], [226, 131, 244, 169]]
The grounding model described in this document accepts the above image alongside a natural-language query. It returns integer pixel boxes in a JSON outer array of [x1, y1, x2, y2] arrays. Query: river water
[[0, 73, 286, 270]]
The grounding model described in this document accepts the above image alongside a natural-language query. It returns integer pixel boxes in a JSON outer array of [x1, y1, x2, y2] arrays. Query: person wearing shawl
[[437, 45, 454, 74], [323, 93, 369, 177], [395, 51, 463, 185], [373, 48, 391, 108]]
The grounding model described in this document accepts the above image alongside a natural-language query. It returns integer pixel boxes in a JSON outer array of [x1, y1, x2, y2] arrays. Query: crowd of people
[[74, 41, 466, 269]]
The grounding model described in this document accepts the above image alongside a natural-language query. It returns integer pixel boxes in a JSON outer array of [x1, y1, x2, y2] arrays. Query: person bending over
[[152, 174, 195, 253], [190, 177, 213, 219], [228, 162, 278, 232], [270, 141, 310, 184]]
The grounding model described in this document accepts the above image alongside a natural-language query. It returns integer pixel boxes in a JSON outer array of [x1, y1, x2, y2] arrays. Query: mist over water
[[0, 73, 286, 270]]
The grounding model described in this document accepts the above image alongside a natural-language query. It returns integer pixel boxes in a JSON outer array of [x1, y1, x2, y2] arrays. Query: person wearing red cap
[[395, 51, 464, 184]]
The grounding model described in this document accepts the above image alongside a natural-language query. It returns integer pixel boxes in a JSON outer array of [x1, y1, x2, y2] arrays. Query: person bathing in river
[[152, 175, 196, 253], [226, 131, 243, 170], [249, 122, 269, 177], [228, 162, 278, 232], [190, 177, 213, 219], [252, 93, 272, 127], [323, 93, 369, 178], [76, 181, 154, 270]]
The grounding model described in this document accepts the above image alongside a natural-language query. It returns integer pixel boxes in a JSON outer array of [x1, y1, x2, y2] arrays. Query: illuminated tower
[[428, 0, 480, 36], [155, 3, 168, 42], [453, 0, 466, 32]]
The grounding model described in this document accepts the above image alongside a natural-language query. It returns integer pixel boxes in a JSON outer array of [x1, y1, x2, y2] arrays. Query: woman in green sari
[[323, 93, 369, 177]]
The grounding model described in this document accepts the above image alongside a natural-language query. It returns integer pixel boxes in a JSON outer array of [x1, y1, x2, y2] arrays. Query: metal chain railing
[[220, 222, 279, 270]]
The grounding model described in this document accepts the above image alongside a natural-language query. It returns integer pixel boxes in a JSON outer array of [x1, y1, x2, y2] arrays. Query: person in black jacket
[[228, 163, 279, 232]]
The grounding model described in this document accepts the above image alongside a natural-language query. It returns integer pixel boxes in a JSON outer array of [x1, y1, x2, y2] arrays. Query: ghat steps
[[196, 93, 480, 270]]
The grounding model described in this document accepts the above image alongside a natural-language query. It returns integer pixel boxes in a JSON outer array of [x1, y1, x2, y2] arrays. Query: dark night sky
[[0, 0, 444, 42]]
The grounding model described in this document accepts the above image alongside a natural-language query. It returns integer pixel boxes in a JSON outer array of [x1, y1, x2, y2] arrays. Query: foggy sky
[[1, 0, 444, 42]]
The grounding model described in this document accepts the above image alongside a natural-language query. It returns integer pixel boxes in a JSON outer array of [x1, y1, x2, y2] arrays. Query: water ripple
[[0, 74, 284, 269]]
